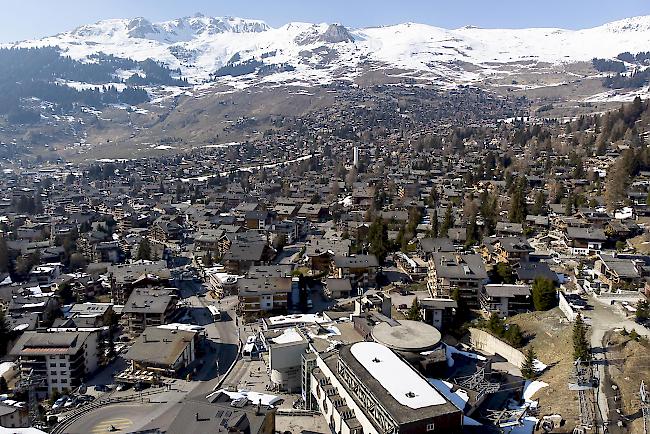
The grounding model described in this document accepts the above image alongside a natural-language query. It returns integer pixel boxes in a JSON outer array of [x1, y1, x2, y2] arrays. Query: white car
[[51, 396, 68, 411]]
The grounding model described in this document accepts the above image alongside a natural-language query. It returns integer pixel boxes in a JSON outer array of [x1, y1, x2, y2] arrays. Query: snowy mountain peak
[[10, 14, 650, 90], [69, 15, 270, 43], [601, 15, 650, 33]]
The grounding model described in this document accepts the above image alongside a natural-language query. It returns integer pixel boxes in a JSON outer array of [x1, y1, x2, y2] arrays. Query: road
[[585, 295, 649, 433], [63, 280, 241, 433]]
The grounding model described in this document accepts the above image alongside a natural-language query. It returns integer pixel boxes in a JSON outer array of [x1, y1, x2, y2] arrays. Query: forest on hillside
[[0, 47, 188, 124]]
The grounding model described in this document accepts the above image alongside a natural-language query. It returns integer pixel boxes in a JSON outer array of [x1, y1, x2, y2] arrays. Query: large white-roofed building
[[309, 341, 463, 434]]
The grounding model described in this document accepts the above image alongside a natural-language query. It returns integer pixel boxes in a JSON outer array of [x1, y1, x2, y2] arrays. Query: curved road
[[63, 284, 241, 433]]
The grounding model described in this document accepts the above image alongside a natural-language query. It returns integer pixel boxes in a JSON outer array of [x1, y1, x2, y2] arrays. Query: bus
[[207, 305, 222, 322]]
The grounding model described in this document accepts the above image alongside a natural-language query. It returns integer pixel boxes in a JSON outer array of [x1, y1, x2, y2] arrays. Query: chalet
[[331, 254, 379, 292], [564, 227, 607, 255]]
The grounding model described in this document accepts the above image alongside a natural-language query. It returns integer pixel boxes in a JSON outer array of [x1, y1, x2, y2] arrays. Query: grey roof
[[122, 288, 176, 314], [247, 264, 293, 278], [108, 261, 170, 284], [566, 227, 607, 241], [599, 255, 641, 279], [419, 238, 455, 253], [419, 298, 458, 309], [0, 403, 19, 417], [223, 239, 267, 262], [306, 237, 351, 257], [516, 262, 559, 283], [237, 277, 292, 295], [324, 278, 353, 292], [332, 254, 379, 269], [429, 253, 487, 279], [162, 393, 273, 434], [11, 331, 91, 356], [484, 284, 531, 298], [496, 222, 524, 234], [124, 326, 195, 367]]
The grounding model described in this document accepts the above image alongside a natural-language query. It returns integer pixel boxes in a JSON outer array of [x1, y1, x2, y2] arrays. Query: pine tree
[[205, 250, 213, 267], [440, 204, 453, 237], [0, 236, 8, 273], [430, 207, 439, 238], [532, 277, 557, 311], [636, 299, 650, 323], [509, 177, 527, 223], [407, 298, 422, 321], [367, 218, 389, 264], [532, 191, 547, 216], [0, 312, 10, 357], [521, 347, 537, 379], [465, 212, 478, 247], [137, 238, 152, 261], [572, 314, 590, 361]]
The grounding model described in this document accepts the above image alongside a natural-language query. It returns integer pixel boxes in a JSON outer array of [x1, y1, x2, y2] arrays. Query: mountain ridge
[[6, 14, 650, 91]]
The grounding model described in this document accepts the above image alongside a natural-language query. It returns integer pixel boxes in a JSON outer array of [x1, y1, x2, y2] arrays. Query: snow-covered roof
[[350, 342, 446, 409]]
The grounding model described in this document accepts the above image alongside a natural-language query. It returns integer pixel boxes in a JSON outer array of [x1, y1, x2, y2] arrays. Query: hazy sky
[[2, 0, 649, 42]]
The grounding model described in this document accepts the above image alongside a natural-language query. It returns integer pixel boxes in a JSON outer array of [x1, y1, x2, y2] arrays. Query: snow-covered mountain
[[9, 14, 650, 88]]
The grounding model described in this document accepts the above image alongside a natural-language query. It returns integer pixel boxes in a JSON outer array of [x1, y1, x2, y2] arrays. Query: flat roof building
[[309, 342, 463, 434]]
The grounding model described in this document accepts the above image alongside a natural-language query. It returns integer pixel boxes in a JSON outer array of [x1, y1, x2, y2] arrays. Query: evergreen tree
[[573, 314, 590, 361], [367, 218, 390, 264], [487, 312, 505, 336], [532, 277, 557, 311], [440, 204, 453, 237], [0, 236, 8, 273], [0, 312, 10, 357], [504, 324, 524, 347], [521, 347, 537, 379], [136, 238, 152, 261], [451, 287, 468, 322], [532, 191, 547, 216], [565, 194, 574, 216], [509, 176, 527, 223], [636, 299, 650, 323], [465, 212, 478, 247], [430, 207, 439, 238], [480, 192, 498, 236], [205, 250, 213, 267], [406, 298, 422, 321]]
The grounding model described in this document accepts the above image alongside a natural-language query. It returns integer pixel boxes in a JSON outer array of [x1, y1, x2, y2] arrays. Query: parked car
[[51, 396, 68, 411], [134, 382, 148, 391], [116, 383, 130, 391], [63, 397, 77, 408], [93, 385, 110, 392]]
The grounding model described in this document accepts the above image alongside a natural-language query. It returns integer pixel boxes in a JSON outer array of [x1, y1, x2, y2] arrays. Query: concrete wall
[[469, 328, 525, 368], [558, 291, 577, 322]]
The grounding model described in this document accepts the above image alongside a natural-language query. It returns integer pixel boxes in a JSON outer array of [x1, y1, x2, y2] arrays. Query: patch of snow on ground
[[523, 380, 548, 403]]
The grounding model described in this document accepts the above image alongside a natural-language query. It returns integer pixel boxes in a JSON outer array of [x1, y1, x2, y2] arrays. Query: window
[[60, 363, 66, 367], [50, 363, 56, 368], [51, 379, 57, 383], [427, 423, 435, 431], [61, 379, 68, 384]]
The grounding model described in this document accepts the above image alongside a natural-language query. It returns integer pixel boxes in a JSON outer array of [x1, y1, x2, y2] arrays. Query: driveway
[[585, 295, 649, 432]]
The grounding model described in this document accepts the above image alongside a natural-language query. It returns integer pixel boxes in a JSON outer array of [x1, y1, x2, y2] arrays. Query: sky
[[1, 0, 650, 42]]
